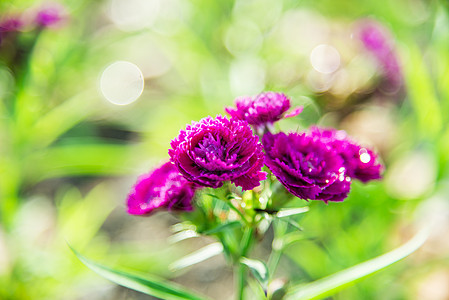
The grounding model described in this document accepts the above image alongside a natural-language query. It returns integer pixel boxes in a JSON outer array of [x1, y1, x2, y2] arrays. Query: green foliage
[[71, 247, 211, 300], [1, 0, 448, 299], [285, 226, 430, 299]]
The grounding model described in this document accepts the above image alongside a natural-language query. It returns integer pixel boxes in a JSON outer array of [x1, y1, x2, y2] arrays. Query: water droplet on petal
[[360, 152, 371, 163]]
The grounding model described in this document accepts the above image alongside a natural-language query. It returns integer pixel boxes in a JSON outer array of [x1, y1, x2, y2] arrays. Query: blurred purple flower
[[358, 20, 402, 88], [0, 17, 22, 46], [309, 126, 383, 182], [127, 162, 197, 215], [169, 115, 267, 190], [263, 131, 351, 203], [0, 17, 23, 32], [35, 4, 65, 27], [225, 92, 303, 129]]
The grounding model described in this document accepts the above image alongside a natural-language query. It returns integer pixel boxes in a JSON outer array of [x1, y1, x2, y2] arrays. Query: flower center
[[302, 152, 324, 174], [195, 133, 226, 160]]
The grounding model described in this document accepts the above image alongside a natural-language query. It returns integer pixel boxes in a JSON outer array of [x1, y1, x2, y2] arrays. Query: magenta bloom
[[309, 127, 382, 183], [0, 17, 23, 32], [35, 5, 65, 27], [263, 132, 351, 203], [0, 17, 22, 45], [358, 20, 402, 88], [225, 92, 303, 128], [127, 162, 197, 215], [169, 115, 267, 190]]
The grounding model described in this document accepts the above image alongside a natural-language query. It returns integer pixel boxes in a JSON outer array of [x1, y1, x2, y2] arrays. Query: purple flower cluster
[[126, 91, 383, 216], [169, 115, 267, 190], [127, 162, 197, 215], [263, 127, 382, 203], [225, 92, 303, 129]]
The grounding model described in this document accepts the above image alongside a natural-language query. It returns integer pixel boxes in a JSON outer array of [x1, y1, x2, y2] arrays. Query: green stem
[[0, 160, 21, 230], [235, 226, 255, 300], [223, 184, 250, 226], [241, 227, 254, 257], [217, 233, 232, 263], [236, 263, 246, 300], [227, 200, 250, 226], [267, 219, 288, 278], [267, 248, 282, 279]]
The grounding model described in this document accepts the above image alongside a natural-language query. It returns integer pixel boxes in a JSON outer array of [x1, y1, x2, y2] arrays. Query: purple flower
[[35, 4, 65, 27], [127, 162, 197, 215], [225, 92, 303, 129], [0, 17, 22, 46], [169, 115, 267, 190], [309, 127, 382, 183], [263, 132, 351, 203], [0, 17, 23, 32], [358, 20, 402, 88]]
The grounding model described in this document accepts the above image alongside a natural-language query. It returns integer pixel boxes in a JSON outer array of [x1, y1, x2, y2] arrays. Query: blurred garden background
[[1, 0, 449, 299]]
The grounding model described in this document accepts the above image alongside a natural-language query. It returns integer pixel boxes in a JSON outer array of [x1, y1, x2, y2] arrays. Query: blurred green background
[[1, 0, 449, 299]]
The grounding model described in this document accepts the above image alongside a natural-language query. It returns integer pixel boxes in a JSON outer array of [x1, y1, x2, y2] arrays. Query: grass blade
[[200, 221, 242, 235], [276, 207, 309, 218], [169, 242, 223, 271], [286, 226, 430, 300], [240, 257, 269, 293], [70, 246, 210, 300]]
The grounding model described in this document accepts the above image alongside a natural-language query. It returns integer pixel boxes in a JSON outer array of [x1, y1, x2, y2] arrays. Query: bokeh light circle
[[100, 61, 144, 105], [310, 44, 341, 74]]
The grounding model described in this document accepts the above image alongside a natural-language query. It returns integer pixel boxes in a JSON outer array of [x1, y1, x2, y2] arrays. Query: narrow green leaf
[[170, 222, 197, 233], [205, 193, 221, 201], [248, 277, 269, 299], [279, 218, 304, 231], [169, 243, 223, 271], [276, 232, 307, 251], [276, 207, 309, 218], [200, 221, 242, 235], [70, 246, 210, 300], [240, 257, 269, 292], [285, 226, 430, 300], [168, 230, 200, 244], [227, 194, 242, 201]]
